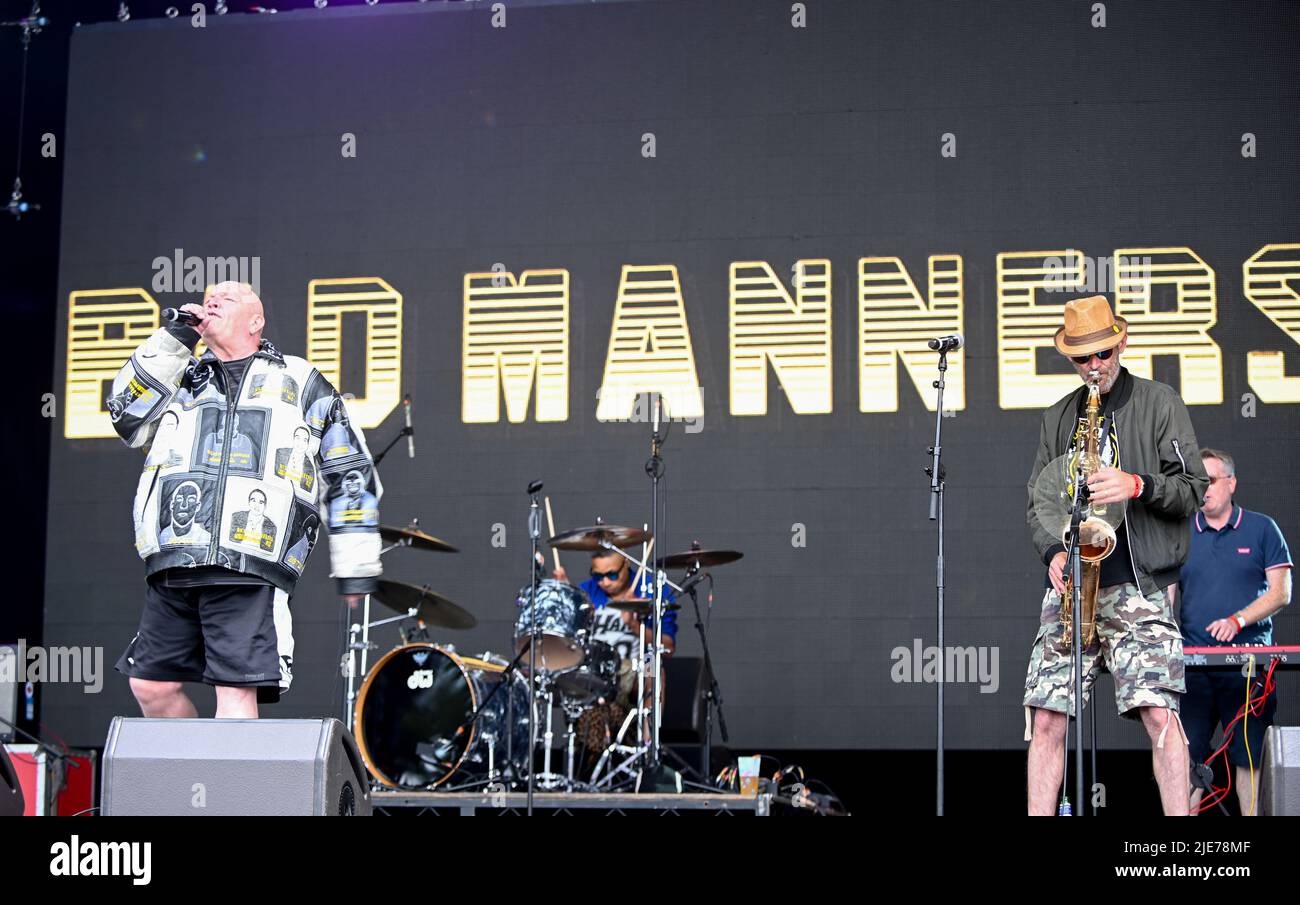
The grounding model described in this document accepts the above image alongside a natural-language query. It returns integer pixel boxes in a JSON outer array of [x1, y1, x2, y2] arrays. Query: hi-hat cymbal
[[655, 548, 744, 570], [548, 524, 651, 551], [605, 598, 681, 618], [371, 580, 477, 629], [379, 524, 459, 553]]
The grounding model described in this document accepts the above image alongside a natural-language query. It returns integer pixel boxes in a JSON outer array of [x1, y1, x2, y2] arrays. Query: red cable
[[1193, 659, 1278, 814]]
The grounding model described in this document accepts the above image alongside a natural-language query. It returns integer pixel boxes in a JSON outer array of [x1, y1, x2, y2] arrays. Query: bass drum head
[[355, 644, 478, 789]]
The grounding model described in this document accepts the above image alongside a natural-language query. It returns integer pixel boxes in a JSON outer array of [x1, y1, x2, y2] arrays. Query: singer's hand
[[344, 594, 363, 609], [1086, 467, 1133, 505], [180, 302, 210, 334], [552, 566, 569, 584]]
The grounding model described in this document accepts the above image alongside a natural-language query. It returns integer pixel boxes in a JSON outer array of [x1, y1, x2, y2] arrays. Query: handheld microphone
[[403, 395, 415, 459], [927, 334, 963, 352], [161, 307, 202, 327]]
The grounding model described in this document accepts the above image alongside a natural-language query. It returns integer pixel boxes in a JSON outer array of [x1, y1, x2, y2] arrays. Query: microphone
[[679, 570, 709, 595], [403, 395, 415, 459], [927, 334, 963, 352], [527, 480, 543, 495], [652, 392, 662, 434], [161, 307, 202, 327]]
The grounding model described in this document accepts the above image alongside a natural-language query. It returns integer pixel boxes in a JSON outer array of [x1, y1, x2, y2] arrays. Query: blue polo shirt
[[1179, 505, 1292, 647]]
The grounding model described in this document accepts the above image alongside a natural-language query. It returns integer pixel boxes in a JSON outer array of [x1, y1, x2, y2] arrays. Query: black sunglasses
[[1070, 347, 1114, 365], [590, 569, 622, 582]]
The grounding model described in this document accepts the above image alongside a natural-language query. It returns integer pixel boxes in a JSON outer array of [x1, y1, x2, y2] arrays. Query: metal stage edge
[[371, 789, 772, 816]]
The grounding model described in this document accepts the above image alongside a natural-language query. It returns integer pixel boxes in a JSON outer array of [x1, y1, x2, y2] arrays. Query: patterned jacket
[[108, 321, 382, 595]]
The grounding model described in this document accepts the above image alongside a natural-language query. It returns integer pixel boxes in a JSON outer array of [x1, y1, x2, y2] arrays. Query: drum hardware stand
[[924, 343, 949, 815], [526, 480, 545, 814], [589, 538, 683, 786], [342, 607, 417, 732], [340, 534, 419, 731]]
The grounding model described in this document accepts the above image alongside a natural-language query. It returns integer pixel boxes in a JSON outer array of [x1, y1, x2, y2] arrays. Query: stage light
[[116, 2, 129, 23], [5, 178, 39, 221], [215, 0, 227, 13], [314, 0, 327, 8], [165, 7, 178, 17]]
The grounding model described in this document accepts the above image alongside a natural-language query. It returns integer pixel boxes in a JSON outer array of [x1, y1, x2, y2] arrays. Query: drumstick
[[631, 538, 655, 597], [544, 496, 561, 573]]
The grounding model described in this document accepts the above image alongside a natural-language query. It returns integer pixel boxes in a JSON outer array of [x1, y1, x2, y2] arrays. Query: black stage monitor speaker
[[102, 717, 371, 816], [1261, 726, 1300, 817]]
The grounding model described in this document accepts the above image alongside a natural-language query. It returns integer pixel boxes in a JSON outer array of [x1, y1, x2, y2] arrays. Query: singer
[[107, 282, 384, 719], [1021, 295, 1209, 815]]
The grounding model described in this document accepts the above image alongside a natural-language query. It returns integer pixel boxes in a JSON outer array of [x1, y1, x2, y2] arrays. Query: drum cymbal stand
[[588, 539, 683, 780], [341, 536, 411, 733], [343, 607, 417, 733]]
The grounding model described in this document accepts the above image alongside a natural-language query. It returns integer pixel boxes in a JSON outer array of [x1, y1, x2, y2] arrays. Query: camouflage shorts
[[1023, 583, 1184, 720]]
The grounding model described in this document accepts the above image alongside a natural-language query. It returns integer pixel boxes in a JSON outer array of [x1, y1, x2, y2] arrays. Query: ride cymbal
[[548, 524, 651, 551], [655, 548, 744, 570], [379, 524, 459, 553], [371, 580, 477, 629]]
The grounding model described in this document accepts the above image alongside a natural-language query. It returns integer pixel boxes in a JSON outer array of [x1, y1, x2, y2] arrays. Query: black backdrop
[[45, 0, 1300, 751]]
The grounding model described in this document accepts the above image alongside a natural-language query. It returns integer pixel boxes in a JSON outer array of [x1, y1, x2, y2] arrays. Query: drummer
[[554, 550, 677, 660]]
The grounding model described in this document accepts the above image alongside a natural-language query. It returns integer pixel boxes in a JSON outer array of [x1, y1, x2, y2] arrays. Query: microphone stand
[[685, 571, 729, 779], [371, 423, 413, 466], [924, 347, 948, 815], [1063, 477, 1088, 816], [645, 395, 666, 774]]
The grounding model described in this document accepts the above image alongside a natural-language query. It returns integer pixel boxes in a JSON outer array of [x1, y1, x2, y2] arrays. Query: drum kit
[[348, 392, 740, 805], [345, 516, 743, 795]]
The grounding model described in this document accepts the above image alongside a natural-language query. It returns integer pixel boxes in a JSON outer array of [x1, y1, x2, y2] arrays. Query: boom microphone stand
[[924, 345, 949, 816]]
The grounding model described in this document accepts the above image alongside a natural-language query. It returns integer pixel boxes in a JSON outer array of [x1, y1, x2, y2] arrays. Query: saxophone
[[1061, 375, 1117, 648]]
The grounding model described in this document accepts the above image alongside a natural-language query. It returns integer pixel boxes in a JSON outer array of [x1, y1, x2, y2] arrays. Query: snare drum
[[513, 579, 593, 673], [354, 644, 530, 789]]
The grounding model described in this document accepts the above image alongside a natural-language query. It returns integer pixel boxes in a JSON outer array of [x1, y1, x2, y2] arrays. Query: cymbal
[[380, 524, 459, 553], [371, 580, 477, 629], [655, 548, 744, 570], [548, 524, 651, 551], [605, 598, 681, 618]]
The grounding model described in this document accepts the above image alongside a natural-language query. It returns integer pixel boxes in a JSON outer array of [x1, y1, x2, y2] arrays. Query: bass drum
[[355, 644, 530, 790]]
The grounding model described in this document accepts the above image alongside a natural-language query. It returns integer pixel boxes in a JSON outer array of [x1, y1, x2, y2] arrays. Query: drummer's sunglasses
[[1070, 348, 1114, 365], [590, 569, 622, 582]]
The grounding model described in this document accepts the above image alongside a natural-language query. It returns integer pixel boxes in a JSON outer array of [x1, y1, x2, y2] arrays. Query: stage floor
[[371, 789, 770, 816]]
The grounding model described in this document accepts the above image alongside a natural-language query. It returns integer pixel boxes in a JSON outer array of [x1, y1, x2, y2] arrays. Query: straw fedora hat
[[1053, 295, 1127, 358]]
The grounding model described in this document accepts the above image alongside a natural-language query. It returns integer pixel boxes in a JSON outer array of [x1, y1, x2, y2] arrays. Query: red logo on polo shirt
[[1238, 548, 1251, 554]]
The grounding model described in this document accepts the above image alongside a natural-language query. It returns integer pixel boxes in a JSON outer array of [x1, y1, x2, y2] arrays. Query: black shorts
[[1183, 669, 1277, 769], [115, 579, 294, 704]]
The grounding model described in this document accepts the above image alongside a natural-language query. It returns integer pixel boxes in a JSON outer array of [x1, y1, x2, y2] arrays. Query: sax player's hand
[[1048, 551, 1068, 595], [1086, 466, 1134, 505]]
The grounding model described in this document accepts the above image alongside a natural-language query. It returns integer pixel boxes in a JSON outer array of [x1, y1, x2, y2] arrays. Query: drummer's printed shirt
[[580, 575, 679, 661]]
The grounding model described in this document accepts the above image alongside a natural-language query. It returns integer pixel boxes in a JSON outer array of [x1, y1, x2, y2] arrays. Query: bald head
[[199, 281, 265, 360]]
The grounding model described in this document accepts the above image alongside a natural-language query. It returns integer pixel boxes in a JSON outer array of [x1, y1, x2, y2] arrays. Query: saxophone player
[[1023, 295, 1209, 815]]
